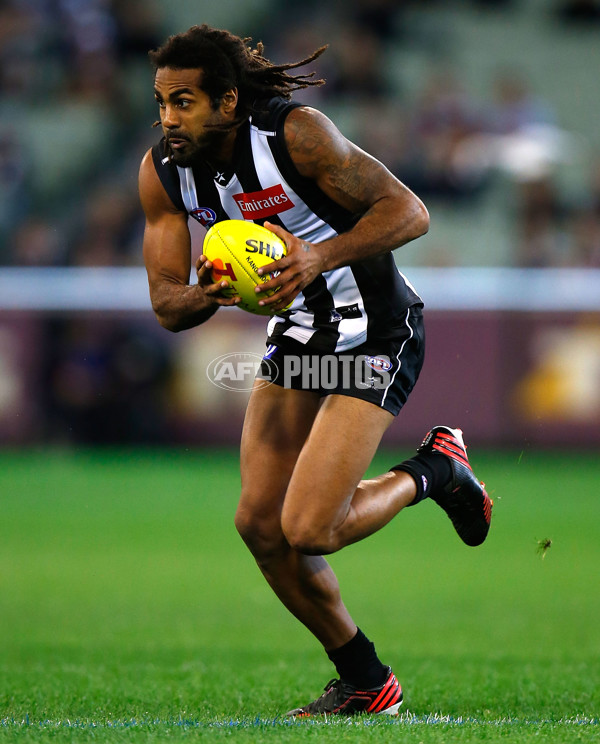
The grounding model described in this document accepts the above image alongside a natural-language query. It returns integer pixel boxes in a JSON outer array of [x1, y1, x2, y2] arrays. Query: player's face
[[153, 67, 237, 166]]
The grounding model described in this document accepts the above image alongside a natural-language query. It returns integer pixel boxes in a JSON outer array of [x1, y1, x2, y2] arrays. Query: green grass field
[[0, 447, 598, 742]]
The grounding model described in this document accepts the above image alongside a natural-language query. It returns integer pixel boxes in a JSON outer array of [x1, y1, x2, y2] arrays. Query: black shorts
[[257, 306, 425, 416]]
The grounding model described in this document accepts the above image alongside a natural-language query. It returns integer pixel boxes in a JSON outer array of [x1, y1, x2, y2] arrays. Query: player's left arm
[[256, 106, 429, 310]]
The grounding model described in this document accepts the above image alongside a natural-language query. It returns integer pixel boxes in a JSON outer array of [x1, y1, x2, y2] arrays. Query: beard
[[166, 126, 232, 167]]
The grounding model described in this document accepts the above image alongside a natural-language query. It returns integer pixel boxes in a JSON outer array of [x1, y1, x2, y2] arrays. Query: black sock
[[327, 628, 388, 689], [392, 453, 452, 505]]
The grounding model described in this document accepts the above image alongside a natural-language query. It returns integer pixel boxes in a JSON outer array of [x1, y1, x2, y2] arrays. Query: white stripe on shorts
[[380, 307, 413, 409]]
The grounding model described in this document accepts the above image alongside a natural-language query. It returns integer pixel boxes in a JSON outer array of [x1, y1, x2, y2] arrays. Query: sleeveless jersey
[[151, 97, 422, 353]]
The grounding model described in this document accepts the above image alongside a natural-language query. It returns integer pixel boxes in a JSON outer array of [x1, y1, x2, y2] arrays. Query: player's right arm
[[139, 149, 239, 332]]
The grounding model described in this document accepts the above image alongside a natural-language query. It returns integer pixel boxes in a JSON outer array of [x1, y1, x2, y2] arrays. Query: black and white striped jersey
[[151, 97, 422, 353]]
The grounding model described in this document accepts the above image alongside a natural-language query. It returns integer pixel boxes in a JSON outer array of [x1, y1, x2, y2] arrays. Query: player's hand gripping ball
[[203, 219, 288, 315]]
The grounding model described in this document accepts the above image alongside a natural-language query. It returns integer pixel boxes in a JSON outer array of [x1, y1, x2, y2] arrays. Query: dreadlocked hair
[[149, 24, 326, 125]]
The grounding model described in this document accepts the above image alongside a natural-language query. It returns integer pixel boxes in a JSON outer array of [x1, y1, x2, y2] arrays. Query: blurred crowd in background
[[1, 0, 600, 270], [1, 0, 600, 446]]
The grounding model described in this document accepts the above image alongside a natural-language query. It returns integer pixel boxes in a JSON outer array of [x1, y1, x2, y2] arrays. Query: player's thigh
[[237, 380, 321, 538], [282, 394, 394, 533]]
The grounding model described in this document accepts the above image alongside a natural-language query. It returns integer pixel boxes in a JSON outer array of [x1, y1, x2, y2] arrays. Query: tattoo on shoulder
[[287, 110, 382, 211], [286, 113, 333, 176]]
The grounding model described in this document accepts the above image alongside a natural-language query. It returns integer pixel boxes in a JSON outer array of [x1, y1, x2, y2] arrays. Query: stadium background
[[0, 0, 599, 449]]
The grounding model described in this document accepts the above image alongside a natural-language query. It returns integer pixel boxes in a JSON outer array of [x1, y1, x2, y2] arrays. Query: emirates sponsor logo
[[233, 184, 294, 219]]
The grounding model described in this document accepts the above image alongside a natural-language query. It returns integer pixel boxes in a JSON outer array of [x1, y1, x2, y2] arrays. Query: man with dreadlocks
[[139, 24, 492, 717]]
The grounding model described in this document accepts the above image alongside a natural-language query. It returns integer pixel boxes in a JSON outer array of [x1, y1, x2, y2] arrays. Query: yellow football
[[202, 220, 287, 315]]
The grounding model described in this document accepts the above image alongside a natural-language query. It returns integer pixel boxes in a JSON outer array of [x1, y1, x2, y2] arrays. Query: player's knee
[[281, 517, 337, 556], [234, 503, 286, 563], [234, 504, 268, 549]]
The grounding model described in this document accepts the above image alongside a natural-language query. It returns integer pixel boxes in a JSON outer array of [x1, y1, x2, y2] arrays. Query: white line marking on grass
[[1, 714, 599, 729]]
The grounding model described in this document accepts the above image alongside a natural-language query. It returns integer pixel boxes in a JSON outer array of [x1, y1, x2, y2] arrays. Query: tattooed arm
[[257, 106, 429, 311]]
